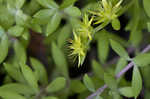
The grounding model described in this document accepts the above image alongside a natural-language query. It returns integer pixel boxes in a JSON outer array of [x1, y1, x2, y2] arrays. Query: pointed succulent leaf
[[110, 39, 129, 60], [132, 66, 142, 98], [83, 74, 95, 92], [46, 77, 66, 93]]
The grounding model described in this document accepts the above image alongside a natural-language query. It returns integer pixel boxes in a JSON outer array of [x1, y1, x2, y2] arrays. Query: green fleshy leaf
[[0, 90, 26, 99], [8, 25, 24, 37], [64, 6, 81, 17], [46, 12, 62, 36], [83, 74, 95, 92], [0, 83, 35, 95], [110, 39, 129, 60], [3, 63, 25, 82], [0, 5, 14, 29], [57, 24, 71, 48], [111, 91, 122, 99], [33, 9, 55, 19], [143, 0, 150, 17], [130, 30, 142, 47], [133, 53, 150, 67], [92, 60, 104, 79], [15, 10, 30, 26], [119, 87, 134, 98], [97, 30, 109, 63], [108, 33, 128, 47], [30, 23, 42, 33], [111, 18, 121, 30], [32, 16, 51, 25], [69, 17, 81, 29], [60, 0, 77, 9], [20, 64, 39, 93], [14, 40, 26, 64], [104, 73, 117, 90], [46, 77, 66, 93], [129, 0, 141, 46], [37, 0, 58, 9], [95, 95, 103, 99], [0, 34, 9, 64], [70, 80, 86, 93], [16, 0, 25, 9], [30, 57, 48, 85], [21, 29, 30, 40], [132, 66, 142, 98], [115, 58, 127, 75], [51, 42, 68, 77]]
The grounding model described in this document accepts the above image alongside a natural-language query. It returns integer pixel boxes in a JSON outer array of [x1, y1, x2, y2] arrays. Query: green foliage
[[16, 0, 25, 9], [0, 0, 150, 99], [128, 0, 142, 47], [70, 80, 86, 93], [132, 66, 142, 98], [30, 57, 48, 85], [0, 34, 9, 64], [119, 87, 134, 98], [46, 12, 62, 36], [111, 18, 121, 31], [110, 39, 130, 60], [37, 0, 59, 9], [119, 66, 142, 98], [0, 90, 26, 99], [51, 42, 68, 78], [3, 63, 25, 83], [33, 9, 55, 19], [143, 0, 150, 17], [95, 95, 103, 99], [64, 6, 81, 17], [97, 30, 109, 63], [46, 77, 66, 93], [57, 24, 71, 48], [0, 83, 34, 95], [20, 64, 39, 93], [60, 0, 77, 9], [115, 58, 127, 75], [14, 40, 27, 64], [83, 74, 95, 92], [104, 73, 117, 91], [8, 25, 24, 37], [92, 60, 104, 79], [133, 53, 150, 67]]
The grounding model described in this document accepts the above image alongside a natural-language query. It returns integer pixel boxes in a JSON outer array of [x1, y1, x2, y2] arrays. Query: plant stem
[[116, 62, 133, 78], [35, 87, 46, 99], [86, 44, 150, 99], [86, 84, 107, 99]]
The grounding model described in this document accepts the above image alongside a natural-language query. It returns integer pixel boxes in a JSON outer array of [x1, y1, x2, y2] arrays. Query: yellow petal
[[115, 0, 123, 8], [88, 16, 94, 26], [102, 0, 109, 11], [94, 18, 105, 24]]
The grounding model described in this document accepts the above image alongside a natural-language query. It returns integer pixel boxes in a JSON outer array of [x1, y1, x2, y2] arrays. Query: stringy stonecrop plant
[[89, 0, 122, 25], [0, 0, 150, 99], [70, 0, 123, 66], [69, 14, 94, 66]]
